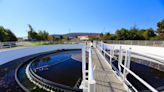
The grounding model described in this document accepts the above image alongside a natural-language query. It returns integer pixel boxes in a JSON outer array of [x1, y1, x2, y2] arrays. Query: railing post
[[118, 46, 122, 75], [109, 46, 114, 65], [131, 41, 132, 45], [109, 46, 112, 65], [0, 42, 2, 49], [153, 41, 155, 46], [103, 44, 106, 56], [88, 80, 96, 92], [81, 43, 88, 92], [123, 48, 131, 81], [145, 41, 146, 46], [123, 49, 128, 81], [109, 46, 113, 65], [101, 41, 103, 52], [82, 45, 86, 82], [126, 48, 131, 76], [10, 42, 12, 48], [88, 46, 96, 92]]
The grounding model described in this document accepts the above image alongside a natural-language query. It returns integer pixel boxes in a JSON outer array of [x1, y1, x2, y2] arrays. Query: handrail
[[103, 42, 164, 65], [88, 45, 96, 92], [120, 63, 158, 92], [88, 47, 94, 81], [81, 42, 96, 92], [104, 40, 164, 47], [95, 41, 159, 92]]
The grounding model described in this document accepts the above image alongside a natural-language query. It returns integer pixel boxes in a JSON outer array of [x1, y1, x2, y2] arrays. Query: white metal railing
[[105, 40, 164, 47], [88, 46, 96, 92], [94, 41, 158, 92], [81, 42, 96, 92], [0, 42, 17, 48]]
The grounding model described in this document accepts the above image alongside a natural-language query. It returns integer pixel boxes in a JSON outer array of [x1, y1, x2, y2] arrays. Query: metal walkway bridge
[[92, 47, 126, 92], [81, 42, 161, 92]]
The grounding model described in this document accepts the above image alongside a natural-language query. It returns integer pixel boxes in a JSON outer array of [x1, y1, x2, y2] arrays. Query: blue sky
[[0, 0, 164, 37]]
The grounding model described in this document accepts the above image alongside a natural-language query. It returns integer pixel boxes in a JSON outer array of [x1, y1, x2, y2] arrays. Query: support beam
[[118, 46, 122, 75], [82, 45, 86, 82]]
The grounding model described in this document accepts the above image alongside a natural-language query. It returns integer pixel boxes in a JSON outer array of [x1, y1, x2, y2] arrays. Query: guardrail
[[94, 41, 159, 92], [88, 46, 96, 92], [0, 42, 17, 48], [104, 40, 164, 47], [81, 42, 96, 92]]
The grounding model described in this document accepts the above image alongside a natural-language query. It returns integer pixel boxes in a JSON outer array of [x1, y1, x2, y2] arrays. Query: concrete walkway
[[0, 44, 82, 65], [92, 47, 127, 92], [0, 47, 26, 52], [104, 44, 164, 63]]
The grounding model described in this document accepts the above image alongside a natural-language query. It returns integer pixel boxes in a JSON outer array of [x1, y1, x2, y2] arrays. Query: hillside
[[52, 32, 100, 37]]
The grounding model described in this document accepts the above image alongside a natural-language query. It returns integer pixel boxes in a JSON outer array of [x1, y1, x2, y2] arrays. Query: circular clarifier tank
[[16, 49, 82, 92], [30, 50, 82, 88]]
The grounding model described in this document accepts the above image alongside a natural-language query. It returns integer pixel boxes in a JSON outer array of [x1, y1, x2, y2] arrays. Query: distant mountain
[[52, 32, 100, 37]]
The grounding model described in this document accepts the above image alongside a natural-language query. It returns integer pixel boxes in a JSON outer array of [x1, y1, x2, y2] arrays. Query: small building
[[78, 36, 89, 40], [78, 35, 98, 40]]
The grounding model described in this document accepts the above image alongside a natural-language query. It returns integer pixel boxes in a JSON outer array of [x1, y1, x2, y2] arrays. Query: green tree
[[6, 29, 17, 41], [99, 33, 104, 40], [0, 26, 17, 42], [47, 35, 55, 41], [27, 24, 38, 41], [60, 35, 63, 39], [128, 27, 141, 40], [38, 30, 49, 41], [157, 19, 164, 39], [89, 36, 99, 40], [63, 36, 69, 41], [143, 28, 156, 40], [102, 32, 112, 40], [0, 26, 7, 41], [137, 29, 145, 40], [115, 28, 129, 40], [157, 19, 164, 33], [150, 36, 161, 40]]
